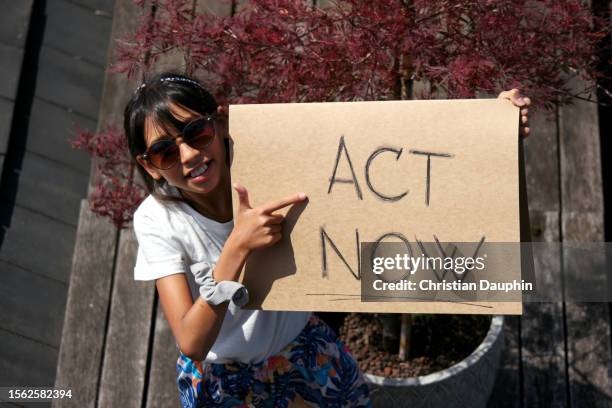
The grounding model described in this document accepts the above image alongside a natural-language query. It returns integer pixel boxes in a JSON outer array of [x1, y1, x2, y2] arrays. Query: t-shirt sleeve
[[133, 209, 186, 281]]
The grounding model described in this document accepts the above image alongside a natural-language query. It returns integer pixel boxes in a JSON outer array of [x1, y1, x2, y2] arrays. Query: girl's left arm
[[498, 89, 531, 138]]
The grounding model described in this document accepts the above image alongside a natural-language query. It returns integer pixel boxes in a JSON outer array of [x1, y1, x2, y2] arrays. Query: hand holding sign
[[497, 89, 531, 137], [232, 183, 307, 252]]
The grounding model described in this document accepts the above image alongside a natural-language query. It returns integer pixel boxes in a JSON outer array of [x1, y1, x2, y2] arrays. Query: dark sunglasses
[[140, 115, 216, 170]]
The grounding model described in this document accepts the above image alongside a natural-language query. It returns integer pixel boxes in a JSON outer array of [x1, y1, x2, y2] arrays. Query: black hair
[[123, 72, 219, 201]]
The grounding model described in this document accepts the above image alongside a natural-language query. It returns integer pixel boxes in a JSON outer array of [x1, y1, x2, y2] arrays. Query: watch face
[[232, 286, 249, 307]]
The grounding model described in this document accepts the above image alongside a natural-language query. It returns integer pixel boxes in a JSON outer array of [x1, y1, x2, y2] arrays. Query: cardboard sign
[[229, 99, 522, 314]]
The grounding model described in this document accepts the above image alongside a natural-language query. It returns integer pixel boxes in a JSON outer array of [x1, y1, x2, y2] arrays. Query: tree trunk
[[380, 314, 401, 352]]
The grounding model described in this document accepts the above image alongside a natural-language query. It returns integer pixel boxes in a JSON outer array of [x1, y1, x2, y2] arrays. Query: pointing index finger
[[261, 193, 307, 214]]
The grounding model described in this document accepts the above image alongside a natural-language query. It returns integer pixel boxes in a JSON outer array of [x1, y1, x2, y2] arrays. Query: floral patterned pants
[[176, 315, 372, 407]]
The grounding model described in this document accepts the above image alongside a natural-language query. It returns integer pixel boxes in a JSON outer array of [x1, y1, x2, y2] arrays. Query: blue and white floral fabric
[[176, 315, 372, 407]]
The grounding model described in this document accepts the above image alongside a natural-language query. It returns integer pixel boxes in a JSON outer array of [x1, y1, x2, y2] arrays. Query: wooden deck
[[52, 1, 611, 407], [0, 0, 114, 404]]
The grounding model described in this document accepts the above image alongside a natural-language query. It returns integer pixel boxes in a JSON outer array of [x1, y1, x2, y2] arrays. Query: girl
[[126, 72, 530, 408], [126, 72, 372, 407]]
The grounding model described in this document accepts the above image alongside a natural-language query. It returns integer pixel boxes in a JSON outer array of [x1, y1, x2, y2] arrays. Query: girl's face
[[137, 103, 229, 199]]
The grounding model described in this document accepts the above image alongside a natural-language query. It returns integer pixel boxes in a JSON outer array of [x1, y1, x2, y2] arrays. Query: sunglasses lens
[[149, 141, 179, 169], [184, 118, 215, 149], [144, 117, 215, 170]]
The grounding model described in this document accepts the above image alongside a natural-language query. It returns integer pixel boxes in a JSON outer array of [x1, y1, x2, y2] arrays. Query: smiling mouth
[[188, 161, 210, 178]]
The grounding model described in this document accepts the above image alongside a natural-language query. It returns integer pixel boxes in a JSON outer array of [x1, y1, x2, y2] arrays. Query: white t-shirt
[[133, 194, 310, 364]]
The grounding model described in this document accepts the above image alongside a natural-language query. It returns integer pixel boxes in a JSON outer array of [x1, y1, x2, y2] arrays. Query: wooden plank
[[563, 214, 607, 301], [143, 2, 233, 405], [0, 328, 58, 388], [559, 86, 604, 214], [520, 111, 567, 407], [44, 0, 113, 66], [54, 0, 139, 402], [521, 354, 566, 407], [84, 0, 153, 406], [68, 0, 114, 15], [0, 0, 33, 48], [0, 261, 67, 348], [0, 98, 14, 156], [564, 300, 612, 405], [27, 97, 95, 172], [487, 316, 521, 407], [0, 43, 24, 100], [0, 205, 76, 284], [35, 46, 105, 120], [98, 228, 156, 407], [52, 201, 117, 408], [486, 140, 526, 405], [521, 225, 566, 405], [145, 304, 182, 408], [562, 213, 611, 407], [91, 0, 140, 126], [558, 76, 612, 407], [88, 0, 141, 193], [523, 113, 560, 213], [194, 0, 234, 16], [96, 1, 202, 405], [492, 109, 569, 406], [12, 152, 88, 227]]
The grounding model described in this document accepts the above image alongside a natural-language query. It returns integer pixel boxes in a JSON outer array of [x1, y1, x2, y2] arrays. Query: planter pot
[[364, 315, 504, 408]]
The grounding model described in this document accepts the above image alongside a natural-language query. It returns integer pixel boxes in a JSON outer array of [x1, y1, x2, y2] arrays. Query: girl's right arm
[[156, 185, 307, 361], [156, 237, 248, 361]]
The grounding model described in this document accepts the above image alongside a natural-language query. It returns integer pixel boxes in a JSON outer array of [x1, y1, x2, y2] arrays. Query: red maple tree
[[71, 126, 146, 227], [80, 0, 609, 228], [115, 0, 608, 108], [73, 0, 609, 360]]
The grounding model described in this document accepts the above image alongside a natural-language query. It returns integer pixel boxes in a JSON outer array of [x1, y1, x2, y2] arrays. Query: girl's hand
[[230, 183, 307, 252], [498, 89, 531, 138]]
